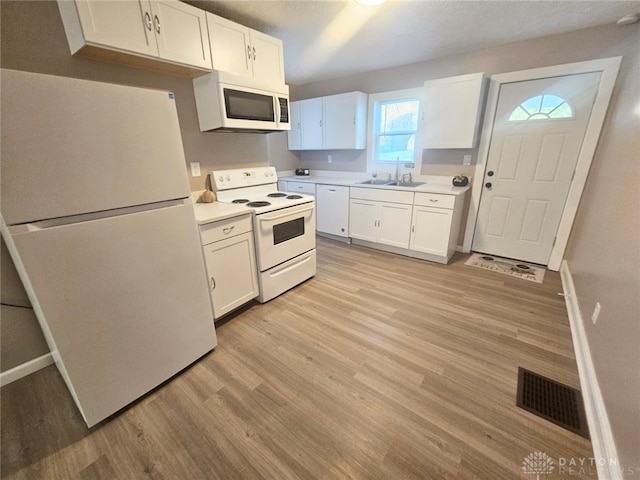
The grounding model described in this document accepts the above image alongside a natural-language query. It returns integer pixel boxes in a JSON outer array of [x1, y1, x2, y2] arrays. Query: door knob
[[487, 170, 494, 177], [485, 182, 492, 188]]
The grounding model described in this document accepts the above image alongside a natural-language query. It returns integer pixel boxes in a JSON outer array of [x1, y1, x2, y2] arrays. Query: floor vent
[[516, 367, 589, 439]]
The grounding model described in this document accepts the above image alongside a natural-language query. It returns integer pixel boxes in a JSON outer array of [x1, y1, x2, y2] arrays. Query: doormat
[[516, 367, 589, 439], [464, 253, 545, 283]]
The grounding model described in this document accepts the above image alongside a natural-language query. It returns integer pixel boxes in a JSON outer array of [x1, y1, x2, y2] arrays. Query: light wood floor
[[1, 237, 595, 479]]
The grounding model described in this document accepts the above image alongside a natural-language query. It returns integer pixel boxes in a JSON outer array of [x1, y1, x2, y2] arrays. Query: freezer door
[[9, 204, 216, 427], [1, 69, 190, 225]]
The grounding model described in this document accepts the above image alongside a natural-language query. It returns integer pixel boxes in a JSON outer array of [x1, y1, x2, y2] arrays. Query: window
[[369, 88, 423, 167], [509, 94, 573, 121]]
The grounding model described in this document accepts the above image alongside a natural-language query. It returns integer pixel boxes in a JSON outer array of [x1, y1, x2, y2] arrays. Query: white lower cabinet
[[316, 184, 349, 237], [409, 192, 463, 262], [199, 214, 258, 320], [349, 187, 414, 248], [409, 206, 453, 256]]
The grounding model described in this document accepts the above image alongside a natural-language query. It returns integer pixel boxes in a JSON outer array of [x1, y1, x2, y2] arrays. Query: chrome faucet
[[402, 173, 412, 184]]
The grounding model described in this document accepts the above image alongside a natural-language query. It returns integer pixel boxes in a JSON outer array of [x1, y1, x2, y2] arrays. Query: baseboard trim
[[560, 260, 621, 480], [0, 353, 54, 388]]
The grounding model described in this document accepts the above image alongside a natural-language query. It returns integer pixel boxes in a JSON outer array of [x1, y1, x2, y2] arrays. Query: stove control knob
[[226, 175, 230, 181], [270, 171, 274, 176], [264, 171, 269, 177], [218, 175, 224, 182]]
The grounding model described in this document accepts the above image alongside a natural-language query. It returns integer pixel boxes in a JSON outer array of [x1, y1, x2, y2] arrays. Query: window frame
[[366, 87, 424, 179]]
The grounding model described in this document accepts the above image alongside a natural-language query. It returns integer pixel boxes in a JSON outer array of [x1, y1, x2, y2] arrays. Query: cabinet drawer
[[350, 187, 414, 204], [199, 214, 252, 245], [414, 192, 455, 209], [287, 181, 316, 194]]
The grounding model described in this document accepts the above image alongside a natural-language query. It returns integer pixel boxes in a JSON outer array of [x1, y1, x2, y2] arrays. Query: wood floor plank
[[1, 237, 595, 479]]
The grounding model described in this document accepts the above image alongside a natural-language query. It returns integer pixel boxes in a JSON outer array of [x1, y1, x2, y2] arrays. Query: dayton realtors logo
[[522, 451, 555, 479]]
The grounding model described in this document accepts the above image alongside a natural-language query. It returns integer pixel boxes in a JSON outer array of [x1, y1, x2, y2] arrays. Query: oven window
[[273, 218, 304, 245]]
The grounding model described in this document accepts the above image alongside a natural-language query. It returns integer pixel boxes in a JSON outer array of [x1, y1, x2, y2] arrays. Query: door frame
[[462, 56, 622, 271]]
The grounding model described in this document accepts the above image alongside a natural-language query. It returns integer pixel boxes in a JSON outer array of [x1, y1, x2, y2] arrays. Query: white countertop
[[279, 175, 471, 196], [192, 199, 251, 225]]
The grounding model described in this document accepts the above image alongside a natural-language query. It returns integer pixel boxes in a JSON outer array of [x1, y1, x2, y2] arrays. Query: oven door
[[254, 202, 316, 271]]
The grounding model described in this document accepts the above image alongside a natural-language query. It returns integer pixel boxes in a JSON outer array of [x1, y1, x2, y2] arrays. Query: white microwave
[[193, 72, 290, 133]]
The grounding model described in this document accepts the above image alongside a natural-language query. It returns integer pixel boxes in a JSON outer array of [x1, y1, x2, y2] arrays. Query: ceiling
[[186, 1, 639, 85]]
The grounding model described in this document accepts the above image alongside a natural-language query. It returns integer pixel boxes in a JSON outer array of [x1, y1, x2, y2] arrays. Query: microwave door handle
[[258, 204, 314, 222]]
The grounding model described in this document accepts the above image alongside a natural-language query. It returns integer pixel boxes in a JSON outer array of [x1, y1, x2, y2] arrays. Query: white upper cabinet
[[287, 101, 302, 150], [300, 98, 324, 150], [152, 1, 212, 69], [288, 92, 368, 151], [206, 12, 285, 85], [423, 72, 486, 149], [57, 0, 211, 75], [71, 0, 157, 57], [323, 92, 368, 149]]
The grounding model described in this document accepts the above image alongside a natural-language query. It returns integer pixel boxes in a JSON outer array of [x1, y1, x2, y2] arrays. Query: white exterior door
[[472, 72, 600, 265]]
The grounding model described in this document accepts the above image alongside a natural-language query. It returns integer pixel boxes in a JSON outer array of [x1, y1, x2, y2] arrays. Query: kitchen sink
[[358, 179, 394, 185], [386, 181, 426, 188]]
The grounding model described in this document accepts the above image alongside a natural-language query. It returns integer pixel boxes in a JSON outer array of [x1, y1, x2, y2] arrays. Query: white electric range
[[210, 167, 316, 302]]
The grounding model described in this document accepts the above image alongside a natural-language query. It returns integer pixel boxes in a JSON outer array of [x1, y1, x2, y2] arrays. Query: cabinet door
[[74, 0, 157, 56], [287, 101, 302, 150], [423, 73, 485, 148], [323, 92, 367, 149], [204, 232, 258, 319], [349, 199, 378, 242], [378, 203, 412, 248], [300, 98, 324, 150], [409, 206, 453, 256], [206, 12, 251, 76], [249, 30, 285, 84], [317, 185, 349, 237], [152, 0, 211, 69]]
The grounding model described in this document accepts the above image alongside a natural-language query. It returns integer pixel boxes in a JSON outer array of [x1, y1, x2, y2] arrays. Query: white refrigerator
[[0, 69, 217, 427]]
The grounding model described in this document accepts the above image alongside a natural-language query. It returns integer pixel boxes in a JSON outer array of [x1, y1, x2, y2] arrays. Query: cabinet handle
[[252, 46, 256, 61], [429, 199, 439, 203], [247, 45, 252, 60], [153, 15, 161, 34], [143, 11, 152, 31], [222, 226, 235, 234], [412, 225, 415, 233], [210, 276, 216, 291], [319, 120, 322, 127], [328, 189, 336, 192], [353, 117, 356, 125]]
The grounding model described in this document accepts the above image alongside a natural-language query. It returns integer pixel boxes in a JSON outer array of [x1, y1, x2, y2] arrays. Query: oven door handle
[[258, 203, 314, 222]]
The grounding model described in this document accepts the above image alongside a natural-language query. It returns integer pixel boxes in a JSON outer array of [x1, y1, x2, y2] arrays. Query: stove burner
[[286, 194, 303, 199], [232, 199, 249, 204], [267, 192, 288, 198], [247, 201, 271, 208]]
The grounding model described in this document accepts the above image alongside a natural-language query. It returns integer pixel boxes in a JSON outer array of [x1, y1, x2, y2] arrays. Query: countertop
[[279, 175, 471, 196], [192, 199, 251, 225]]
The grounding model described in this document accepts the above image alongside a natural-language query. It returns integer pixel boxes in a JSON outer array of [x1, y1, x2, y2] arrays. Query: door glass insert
[[508, 94, 573, 121]]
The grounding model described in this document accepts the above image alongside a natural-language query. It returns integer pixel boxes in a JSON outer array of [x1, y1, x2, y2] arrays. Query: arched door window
[[508, 94, 573, 121]]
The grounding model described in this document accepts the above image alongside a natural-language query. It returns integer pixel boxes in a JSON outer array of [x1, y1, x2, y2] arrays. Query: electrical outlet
[[463, 154, 472, 166], [190, 162, 201, 177], [592, 302, 601, 324], [328, 155, 332, 163]]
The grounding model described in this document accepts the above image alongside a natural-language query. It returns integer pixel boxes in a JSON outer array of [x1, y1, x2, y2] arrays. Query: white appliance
[[193, 70, 290, 133], [0, 69, 217, 427], [211, 167, 316, 302]]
